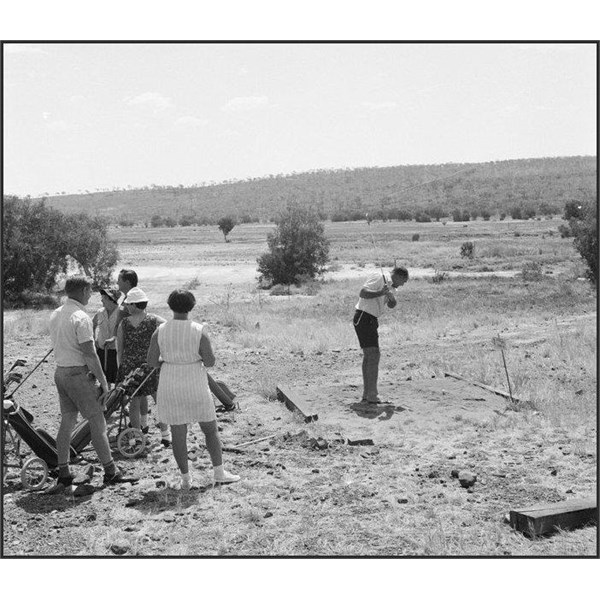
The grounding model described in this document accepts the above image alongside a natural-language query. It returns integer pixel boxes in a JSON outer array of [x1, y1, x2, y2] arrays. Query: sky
[[3, 42, 596, 197]]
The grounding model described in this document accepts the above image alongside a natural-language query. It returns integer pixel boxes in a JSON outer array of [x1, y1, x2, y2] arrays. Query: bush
[[564, 200, 583, 221], [150, 214, 164, 227], [414, 212, 431, 223], [460, 241, 475, 259], [431, 270, 449, 283], [570, 200, 597, 283], [2, 196, 119, 303], [523, 206, 537, 220], [558, 223, 572, 238], [257, 204, 330, 286], [163, 216, 177, 227], [412, 233, 420, 242], [499, 213, 506, 221], [510, 206, 523, 220], [481, 209, 491, 221], [118, 218, 135, 227]]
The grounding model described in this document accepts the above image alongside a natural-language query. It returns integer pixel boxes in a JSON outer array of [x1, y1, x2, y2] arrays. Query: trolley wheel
[[106, 423, 119, 444], [20, 457, 49, 491], [117, 427, 146, 458]]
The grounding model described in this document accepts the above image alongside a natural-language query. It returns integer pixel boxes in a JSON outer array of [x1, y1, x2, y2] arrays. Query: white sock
[[181, 472, 191, 484], [161, 430, 171, 440], [213, 465, 225, 479]]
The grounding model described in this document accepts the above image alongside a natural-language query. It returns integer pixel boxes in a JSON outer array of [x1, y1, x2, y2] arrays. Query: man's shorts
[[353, 310, 379, 348], [54, 366, 103, 419]]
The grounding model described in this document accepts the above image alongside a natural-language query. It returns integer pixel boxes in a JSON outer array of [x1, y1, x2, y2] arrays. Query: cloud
[[124, 92, 174, 111], [174, 116, 208, 128], [4, 44, 49, 56], [222, 96, 270, 112], [362, 101, 398, 111]]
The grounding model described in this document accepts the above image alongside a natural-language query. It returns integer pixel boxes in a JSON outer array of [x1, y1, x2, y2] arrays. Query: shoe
[[223, 402, 239, 412], [141, 426, 149, 435], [103, 470, 137, 486], [45, 476, 73, 495], [366, 398, 393, 405], [161, 438, 171, 448], [214, 470, 240, 485]]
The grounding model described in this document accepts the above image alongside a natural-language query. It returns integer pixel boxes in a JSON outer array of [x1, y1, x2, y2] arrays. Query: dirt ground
[[2, 311, 596, 556]]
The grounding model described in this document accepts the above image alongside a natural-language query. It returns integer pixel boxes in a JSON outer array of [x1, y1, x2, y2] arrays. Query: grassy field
[[2, 216, 597, 557]]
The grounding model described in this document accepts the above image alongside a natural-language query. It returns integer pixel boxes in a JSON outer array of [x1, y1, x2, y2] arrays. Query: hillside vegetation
[[39, 156, 596, 225]]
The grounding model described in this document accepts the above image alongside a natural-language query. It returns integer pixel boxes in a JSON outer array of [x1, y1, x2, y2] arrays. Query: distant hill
[[37, 156, 596, 224]]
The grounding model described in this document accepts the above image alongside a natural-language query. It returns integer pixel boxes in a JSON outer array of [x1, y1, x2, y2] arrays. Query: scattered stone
[[85, 513, 97, 522], [447, 454, 457, 460], [451, 469, 460, 479], [312, 469, 320, 474], [565, 489, 574, 494], [264, 511, 274, 518], [162, 514, 175, 523], [109, 544, 129, 556], [309, 437, 329, 450], [458, 471, 477, 488], [156, 480, 167, 488], [550, 469, 558, 476], [73, 465, 95, 485], [124, 525, 139, 532], [427, 471, 439, 479], [125, 498, 140, 507], [397, 498, 409, 504]]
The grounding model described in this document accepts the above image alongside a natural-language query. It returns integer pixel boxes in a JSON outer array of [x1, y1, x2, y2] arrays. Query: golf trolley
[[2, 359, 156, 491]]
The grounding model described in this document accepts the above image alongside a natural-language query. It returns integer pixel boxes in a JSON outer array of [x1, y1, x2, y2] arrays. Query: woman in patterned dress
[[147, 289, 240, 490], [116, 287, 171, 447]]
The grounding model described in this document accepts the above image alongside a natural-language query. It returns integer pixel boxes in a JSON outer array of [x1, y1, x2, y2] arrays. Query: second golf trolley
[[3, 363, 157, 491]]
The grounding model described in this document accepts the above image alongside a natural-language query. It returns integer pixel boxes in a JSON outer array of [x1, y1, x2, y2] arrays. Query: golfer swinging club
[[353, 265, 409, 404]]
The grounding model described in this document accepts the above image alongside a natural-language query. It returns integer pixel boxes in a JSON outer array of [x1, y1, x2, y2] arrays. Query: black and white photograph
[[1, 5, 597, 580]]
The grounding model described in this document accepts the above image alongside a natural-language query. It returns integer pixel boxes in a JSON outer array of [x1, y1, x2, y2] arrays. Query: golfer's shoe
[[45, 476, 74, 495], [214, 470, 240, 485]]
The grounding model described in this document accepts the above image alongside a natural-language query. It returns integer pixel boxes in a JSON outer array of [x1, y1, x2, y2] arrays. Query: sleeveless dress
[[116, 314, 160, 396], [156, 320, 216, 424]]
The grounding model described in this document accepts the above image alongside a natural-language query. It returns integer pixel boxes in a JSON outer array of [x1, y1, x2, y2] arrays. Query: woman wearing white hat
[[116, 287, 171, 447]]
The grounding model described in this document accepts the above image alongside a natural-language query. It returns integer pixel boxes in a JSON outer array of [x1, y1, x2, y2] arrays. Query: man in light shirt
[[353, 266, 409, 404], [48, 276, 127, 491]]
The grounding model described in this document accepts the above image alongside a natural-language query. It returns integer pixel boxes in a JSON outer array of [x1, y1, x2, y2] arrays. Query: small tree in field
[[257, 205, 330, 287], [217, 216, 236, 242]]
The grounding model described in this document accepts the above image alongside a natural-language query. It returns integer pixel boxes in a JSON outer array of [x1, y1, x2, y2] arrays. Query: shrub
[[570, 200, 598, 283], [523, 206, 537, 220], [499, 213, 506, 221], [558, 224, 572, 238], [163, 216, 177, 227], [460, 241, 475, 259], [217, 216, 236, 242], [510, 206, 523, 220], [415, 212, 431, 223], [118, 218, 135, 227], [412, 233, 420, 242], [257, 204, 330, 286], [179, 214, 196, 227], [564, 200, 583, 221], [2, 196, 119, 303], [481, 209, 491, 221], [150, 214, 164, 227], [431, 270, 449, 284]]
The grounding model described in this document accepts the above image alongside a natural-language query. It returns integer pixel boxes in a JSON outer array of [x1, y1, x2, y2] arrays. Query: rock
[[397, 498, 409, 504], [427, 471, 439, 479], [459, 471, 477, 488], [156, 480, 167, 488], [110, 544, 129, 556], [73, 465, 95, 485], [451, 469, 460, 479], [550, 469, 558, 476], [264, 511, 274, 518]]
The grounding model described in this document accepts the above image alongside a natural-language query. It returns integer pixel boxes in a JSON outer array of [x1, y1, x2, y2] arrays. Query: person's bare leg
[[170, 424, 188, 474], [200, 420, 240, 484], [56, 412, 78, 479], [363, 347, 380, 402]]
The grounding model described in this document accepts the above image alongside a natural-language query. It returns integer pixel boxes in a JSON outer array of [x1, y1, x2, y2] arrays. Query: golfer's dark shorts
[[96, 347, 118, 384], [353, 310, 379, 348]]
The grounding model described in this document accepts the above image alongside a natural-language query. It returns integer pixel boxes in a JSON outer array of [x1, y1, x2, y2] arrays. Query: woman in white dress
[[147, 289, 240, 490]]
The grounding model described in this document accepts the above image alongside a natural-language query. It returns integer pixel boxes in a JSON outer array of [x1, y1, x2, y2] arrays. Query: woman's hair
[[119, 269, 138, 288], [167, 289, 196, 313], [132, 301, 148, 310], [64, 276, 92, 295]]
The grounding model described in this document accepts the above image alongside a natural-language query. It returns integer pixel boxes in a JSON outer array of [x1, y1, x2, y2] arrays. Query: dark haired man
[[353, 266, 409, 404], [48, 276, 127, 491]]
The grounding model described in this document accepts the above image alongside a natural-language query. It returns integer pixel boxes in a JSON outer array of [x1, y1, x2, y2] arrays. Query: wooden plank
[[510, 498, 597, 536], [444, 371, 523, 403], [276, 385, 318, 423]]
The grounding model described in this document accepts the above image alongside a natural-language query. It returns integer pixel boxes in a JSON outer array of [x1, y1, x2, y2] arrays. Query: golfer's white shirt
[[49, 298, 94, 367], [355, 272, 388, 318]]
